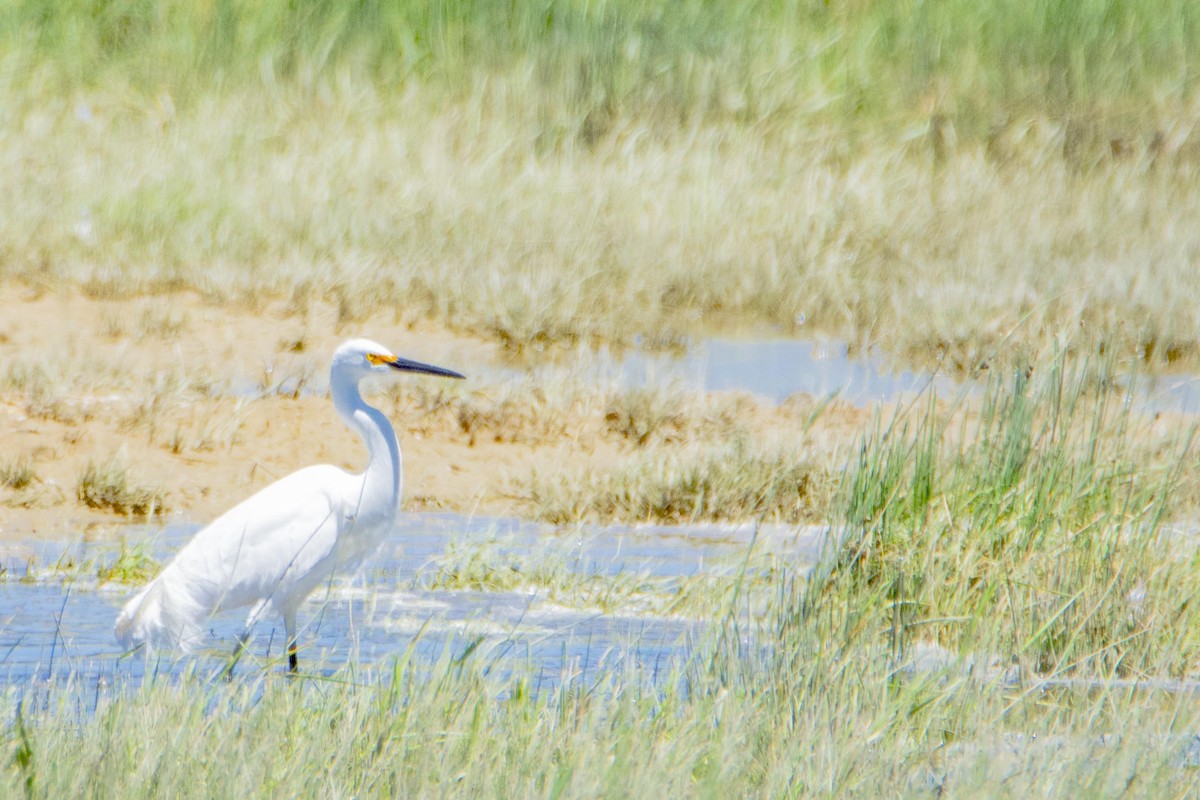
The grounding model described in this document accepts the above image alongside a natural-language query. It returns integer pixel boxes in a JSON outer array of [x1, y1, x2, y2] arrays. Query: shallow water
[[0, 514, 825, 703], [614, 338, 955, 405], [241, 332, 1200, 415], [1142, 371, 1200, 415], [242, 336, 956, 406], [615, 338, 1200, 415]]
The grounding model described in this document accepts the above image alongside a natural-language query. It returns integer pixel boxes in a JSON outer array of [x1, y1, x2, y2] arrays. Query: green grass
[[822, 356, 1200, 676], [95, 537, 160, 585], [1, 537, 160, 586], [5, 0, 1197, 130]]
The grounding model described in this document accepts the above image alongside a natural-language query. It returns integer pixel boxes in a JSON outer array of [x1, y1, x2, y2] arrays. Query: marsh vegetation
[[6, 384, 1200, 799], [5, 1, 1200, 796], [7, 357, 1200, 796], [3, 0, 1200, 366]]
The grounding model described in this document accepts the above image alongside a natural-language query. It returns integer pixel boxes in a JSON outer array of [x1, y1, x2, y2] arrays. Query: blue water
[[614, 338, 955, 405], [236, 333, 1200, 418], [1143, 372, 1200, 415], [0, 514, 824, 705], [238, 336, 956, 407]]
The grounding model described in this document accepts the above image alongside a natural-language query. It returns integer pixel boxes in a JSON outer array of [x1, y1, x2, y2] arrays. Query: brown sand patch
[[0, 284, 497, 386], [0, 287, 874, 539]]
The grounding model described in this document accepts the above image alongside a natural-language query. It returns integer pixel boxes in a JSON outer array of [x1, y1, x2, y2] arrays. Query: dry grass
[[76, 455, 167, 517], [531, 439, 833, 525], [8, 100, 1200, 371], [0, 454, 36, 490], [3, 1, 1200, 369]]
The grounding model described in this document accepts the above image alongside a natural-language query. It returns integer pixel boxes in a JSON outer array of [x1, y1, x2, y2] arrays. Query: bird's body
[[114, 338, 464, 671]]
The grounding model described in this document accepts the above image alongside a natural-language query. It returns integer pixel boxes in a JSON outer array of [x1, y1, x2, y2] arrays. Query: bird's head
[[334, 338, 465, 381]]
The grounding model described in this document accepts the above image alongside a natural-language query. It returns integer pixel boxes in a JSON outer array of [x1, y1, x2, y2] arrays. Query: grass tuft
[[96, 538, 161, 585], [532, 439, 831, 525], [603, 387, 691, 446], [76, 456, 167, 516], [0, 454, 37, 490]]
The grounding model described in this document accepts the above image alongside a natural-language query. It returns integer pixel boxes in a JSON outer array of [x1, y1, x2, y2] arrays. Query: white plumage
[[114, 338, 464, 672]]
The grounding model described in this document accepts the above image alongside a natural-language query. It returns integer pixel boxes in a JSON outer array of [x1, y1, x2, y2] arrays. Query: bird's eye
[[366, 353, 392, 366]]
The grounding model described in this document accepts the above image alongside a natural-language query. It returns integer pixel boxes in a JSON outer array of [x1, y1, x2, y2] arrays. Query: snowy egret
[[114, 338, 464, 673]]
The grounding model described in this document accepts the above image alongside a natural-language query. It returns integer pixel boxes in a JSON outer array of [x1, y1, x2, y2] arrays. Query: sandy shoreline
[[0, 287, 541, 537], [1, 287, 866, 540]]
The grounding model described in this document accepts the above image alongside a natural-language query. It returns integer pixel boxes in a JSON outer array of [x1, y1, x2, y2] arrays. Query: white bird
[[114, 338, 464, 674]]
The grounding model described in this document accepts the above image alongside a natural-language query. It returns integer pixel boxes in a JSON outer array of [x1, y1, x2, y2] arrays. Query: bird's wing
[[163, 464, 358, 615]]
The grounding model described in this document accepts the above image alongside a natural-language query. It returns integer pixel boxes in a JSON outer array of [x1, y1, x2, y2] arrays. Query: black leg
[[225, 633, 249, 681], [284, 611, 299, 676]]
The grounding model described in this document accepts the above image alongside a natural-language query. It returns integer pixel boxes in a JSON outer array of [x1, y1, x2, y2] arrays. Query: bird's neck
[[331, 376, 402, 519]]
